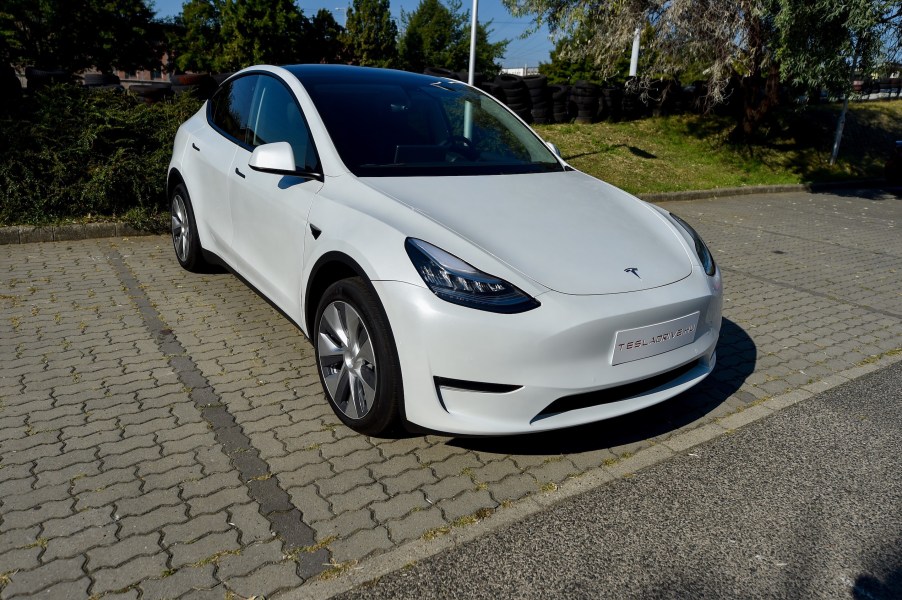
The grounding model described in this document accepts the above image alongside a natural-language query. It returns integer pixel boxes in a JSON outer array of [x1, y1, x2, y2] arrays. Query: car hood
[[360, 171, 692, 295]]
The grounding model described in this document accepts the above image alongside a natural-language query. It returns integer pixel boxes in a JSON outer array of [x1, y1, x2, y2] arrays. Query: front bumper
[[374, 267, 722, 435]]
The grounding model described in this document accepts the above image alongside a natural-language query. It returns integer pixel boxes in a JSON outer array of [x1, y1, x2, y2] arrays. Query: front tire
[[314, 277, 403, 436], [170, 183, 207, 272]]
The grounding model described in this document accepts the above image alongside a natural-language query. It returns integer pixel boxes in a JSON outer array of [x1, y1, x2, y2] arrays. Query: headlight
[[405, 238, 540, 314], [669, 213, 716, 276]]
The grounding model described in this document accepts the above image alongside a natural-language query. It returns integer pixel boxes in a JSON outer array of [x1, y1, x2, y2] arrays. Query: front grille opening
[[534, 359, 701, 420]]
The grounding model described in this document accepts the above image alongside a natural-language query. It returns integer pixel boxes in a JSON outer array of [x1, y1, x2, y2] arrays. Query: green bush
[[0, 86, 202, 229]]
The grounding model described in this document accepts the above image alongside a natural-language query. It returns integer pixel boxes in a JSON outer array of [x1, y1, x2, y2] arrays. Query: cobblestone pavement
[[1, 189, 900, 599]]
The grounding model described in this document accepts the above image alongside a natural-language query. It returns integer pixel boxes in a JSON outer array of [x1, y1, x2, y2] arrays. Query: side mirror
[[248, 142, 323, 181], [546, 142, 561, 158]]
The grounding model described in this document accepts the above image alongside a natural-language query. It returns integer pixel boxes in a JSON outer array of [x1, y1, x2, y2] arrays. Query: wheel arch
[[167, 168, 186, 200], [304, 251, 371, 334]]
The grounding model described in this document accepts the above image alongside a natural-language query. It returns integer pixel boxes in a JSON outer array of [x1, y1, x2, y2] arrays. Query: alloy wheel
[[317, 300, 378, 419]]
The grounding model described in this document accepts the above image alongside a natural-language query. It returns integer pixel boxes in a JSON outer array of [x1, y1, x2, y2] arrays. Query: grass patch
[[536, 100, 902, 195]]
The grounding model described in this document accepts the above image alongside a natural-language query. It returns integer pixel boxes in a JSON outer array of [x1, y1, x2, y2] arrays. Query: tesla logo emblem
[[624, 267, 641, 279]]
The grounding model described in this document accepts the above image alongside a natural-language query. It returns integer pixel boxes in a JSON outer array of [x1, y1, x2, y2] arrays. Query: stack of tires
[[129, 82, 172, 105], [478, 82, 503, 100], [550, 85, 570, 123], [170, 73, 217, 100], [523, 74, 551, 124], [82, 73, 123, 92], [424, 67, 461, 80], [1, 65, 22, 113], [212, 72, 234, 85], [621, 77, 645, 120], [649, 79, 680, 117], [685, 80, 707, 113], [494, 74, 532, 123], [570, 81, 600, 124], [24, 67, 71, 91], [602, 85, 623, 122]]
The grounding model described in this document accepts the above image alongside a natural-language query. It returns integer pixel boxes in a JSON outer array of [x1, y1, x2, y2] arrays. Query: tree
[[342, 0, 398, 68], [217, 0, 310, 72], [170, 0, 223, 73], [0, 0, 161, 73], [399, 0, 507, 76], [503, 0, 901, 139], [309, 9, 345, 63]]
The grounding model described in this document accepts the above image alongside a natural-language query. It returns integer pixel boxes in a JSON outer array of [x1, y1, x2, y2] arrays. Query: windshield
[[301, 77, 564, 177]]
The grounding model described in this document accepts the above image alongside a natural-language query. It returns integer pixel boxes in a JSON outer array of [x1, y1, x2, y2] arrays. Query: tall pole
[[629, 26, 640, 77], [467, 0, 479, 85], [465, 0, 479, 138]]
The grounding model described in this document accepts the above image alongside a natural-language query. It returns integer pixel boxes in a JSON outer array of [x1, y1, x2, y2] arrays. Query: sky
[[150, 0, 554, 68]]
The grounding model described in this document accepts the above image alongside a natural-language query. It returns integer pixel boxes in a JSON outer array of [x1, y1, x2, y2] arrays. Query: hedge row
[[0, 86, 201, 228]]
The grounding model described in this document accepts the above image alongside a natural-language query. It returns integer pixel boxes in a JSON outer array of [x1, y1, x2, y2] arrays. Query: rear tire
[[314, 278, 403, 436], [170, 183, 208, 272]]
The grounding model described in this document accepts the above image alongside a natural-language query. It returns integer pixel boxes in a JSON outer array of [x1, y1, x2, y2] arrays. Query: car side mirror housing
[[248, 142, 323, 181]]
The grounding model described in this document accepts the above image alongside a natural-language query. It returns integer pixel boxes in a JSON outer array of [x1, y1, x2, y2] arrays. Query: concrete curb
[[638, 179, 890, 202], [0, 221, 156, 245], [283, 349, 902, 600], [1, 180, 894, 245]]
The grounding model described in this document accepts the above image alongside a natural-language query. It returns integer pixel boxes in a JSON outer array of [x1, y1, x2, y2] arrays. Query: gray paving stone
[[329, 482, 389, 514], [141, 464, 204, 494], [0, 546, 41, 575], [118, 505, 188, 537], [385, 507, 446, 543], [180, 471, 243, 500], [371, 490, 430, 522], [187, 486, 250, 517], [91, 553, 169, 595], [43, 506, 112, 538], [382, 467, 438, 496], [227, 503, 273, 544], [0, 527, 40, 555], [139, 564, 217, 600], [1, 482, 69, 512], [311, 508, 375, 540], [436, 489, 497, 522], [0, 556, 85, 597], [286, 485, 332, 524], [162, 512, 232, 547], [216, 540, 283, 580], [43, 524, 117, 562], [224, 561, 304, 598], [1, 498, 73, 532], [6, 576, 92, 600], [169, 529, 241, 568], [329, 526, 393, 562], [489, 473, 538, 503]]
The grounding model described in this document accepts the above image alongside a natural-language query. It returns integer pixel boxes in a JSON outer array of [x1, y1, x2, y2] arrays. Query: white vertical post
[[464, 0, 479, 139], [629, 26, 640, 77], [467, 0, 478, 85]]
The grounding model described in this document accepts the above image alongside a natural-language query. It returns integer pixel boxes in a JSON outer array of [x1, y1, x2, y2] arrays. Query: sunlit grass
[[535, 99, 902, 195]]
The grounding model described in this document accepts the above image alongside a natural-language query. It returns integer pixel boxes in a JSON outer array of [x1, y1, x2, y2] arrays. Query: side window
[[210, 76, 257, 144], [246, 75, 320, 172]]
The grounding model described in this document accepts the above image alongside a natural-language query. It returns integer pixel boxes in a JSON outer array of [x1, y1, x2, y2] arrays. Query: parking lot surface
[[1, 189, 900, 599]]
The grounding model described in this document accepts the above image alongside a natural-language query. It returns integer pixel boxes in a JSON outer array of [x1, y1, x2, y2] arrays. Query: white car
[[168, 64, 722, 436]]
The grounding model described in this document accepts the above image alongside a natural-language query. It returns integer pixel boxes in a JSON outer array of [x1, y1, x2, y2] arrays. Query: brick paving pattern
[[0, 190, 900, 598]]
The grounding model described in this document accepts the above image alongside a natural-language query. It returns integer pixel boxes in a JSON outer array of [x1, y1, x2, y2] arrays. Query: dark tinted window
[[300, 76, 562, 177], [209, 75, 257, 144], [246, 75, 319, 172]]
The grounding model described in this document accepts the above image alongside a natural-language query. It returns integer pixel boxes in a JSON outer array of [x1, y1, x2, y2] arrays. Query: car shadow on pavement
[[447, 317, 757, 456], [815, 187, 901, 200]]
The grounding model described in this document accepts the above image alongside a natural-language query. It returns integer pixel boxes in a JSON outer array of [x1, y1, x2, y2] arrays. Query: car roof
[[283, 64, 450, 88]]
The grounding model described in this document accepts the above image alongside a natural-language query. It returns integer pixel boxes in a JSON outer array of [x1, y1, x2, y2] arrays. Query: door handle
[[191, 142, 200, 151], [235, 167, 245, 178]]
